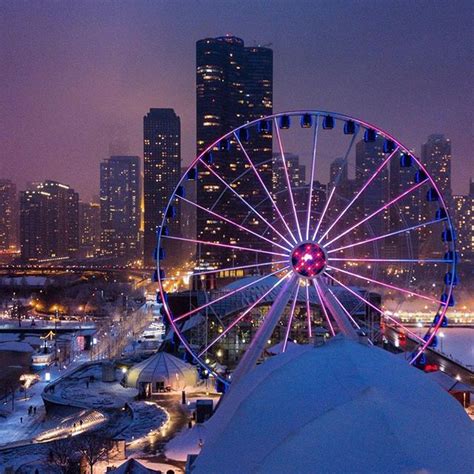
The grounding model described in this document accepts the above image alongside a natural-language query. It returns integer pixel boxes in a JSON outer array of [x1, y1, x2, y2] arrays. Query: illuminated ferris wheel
[[155, 110, 457, 386]]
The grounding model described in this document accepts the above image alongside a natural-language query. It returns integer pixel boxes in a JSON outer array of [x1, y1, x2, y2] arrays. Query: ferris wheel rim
[[156, 110, 456, 385]]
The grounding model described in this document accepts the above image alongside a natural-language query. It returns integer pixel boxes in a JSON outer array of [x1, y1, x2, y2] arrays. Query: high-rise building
[[196, 36, 273, 272], [143, 109, 181, 269], [354, 137, 389, 253], [453, 182, 473, 262], [421, 134, 452, 199], [20, 181, 79, 261], [100, 156, 140, 264], [79, 202, 101, 258], [0, 179, 18, 250]]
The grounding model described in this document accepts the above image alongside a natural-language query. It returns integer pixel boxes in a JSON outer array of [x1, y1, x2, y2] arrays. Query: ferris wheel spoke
[[233, 132, 298, 245], [305, 116, 320, 240], [162, 235, 289, 258], [305, 284, 312, 339], [318, 147, 400, 244], [273, 118, 303, 241], [328, 257, 449, 264], [198, 272, 290, 357], [324, 284, 361, 330], [174, 267, 289, 322], [177, 194, 291, 253], [323, 271, 425, 344], [312, 279, 336, 336], [198, 157, 294, 248], [190, 260, 288, 279], [311, 186, 336, 241], [326, 217, 448, 255], [282, 283, 300, 352], [311, 129, 358, 241], [324, 178, 429, 248], [326, 265, 446, 305]]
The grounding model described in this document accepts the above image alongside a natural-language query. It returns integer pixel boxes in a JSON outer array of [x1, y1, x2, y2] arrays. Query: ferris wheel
[[155, 111, 457, 386]]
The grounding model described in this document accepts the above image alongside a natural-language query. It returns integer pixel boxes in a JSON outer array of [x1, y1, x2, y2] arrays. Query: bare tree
[[74, 434, 111, 474], [48, 438, 79, 473]]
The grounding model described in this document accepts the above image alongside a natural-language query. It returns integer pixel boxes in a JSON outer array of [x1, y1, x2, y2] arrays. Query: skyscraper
[[0, 179, 18, 251], [143, 108, 181, 269], [196, 36, 273, 271], [79, 201, 101, 258], [20, 181, 79, 261], [453, 180, 473, 262], [421, 134, 452, 199], [355, 137, 389, 253], [100, 156, 140, 264]]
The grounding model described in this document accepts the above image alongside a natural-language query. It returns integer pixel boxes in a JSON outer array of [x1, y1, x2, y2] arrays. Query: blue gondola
[[157, 225, 169, 237], [323, 115, 334, 129], [158, 247, 165, 260], [412, 352, 426, 366], [204, 151, 214, 164], [152, 270, 158, 282], [156, 292, 168, 304], [344, 120, 357, 135], [279, 115, 290, 129], [435, 208, 447, 220], [364, 128, 376, 142], [219, 140, 226, 151], [442, 228, 456, 242], [444, 250, 459, 263], [414, 169, 427, 183], [423, 334, 438, 348], [258, 120, 271, 134], [300, 113, 312, 128], [176, 185, 185, 198], [383, 139, 396, 153], [426, 188, 439, 202], [238, 127, 250, 143], [186, 167, 197, 180], [166, 206, 176, 218], [441, 293, 455, 307], [444, 272, 458, 286], [152, 247, 158, 261], [400, 153, 413, 168], [433, 314, 449, 327]]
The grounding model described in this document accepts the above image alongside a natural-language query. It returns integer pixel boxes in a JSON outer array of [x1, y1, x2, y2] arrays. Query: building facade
[[196, 36, 273, 274], [143, 108, 181, 269], [100, 156, 141, 264], [20, 181, 79, 261], [0, 179, 18, 251], [79, 201, 101, 258]]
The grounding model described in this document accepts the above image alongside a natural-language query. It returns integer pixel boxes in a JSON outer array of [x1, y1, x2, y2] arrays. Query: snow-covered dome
[[192, 337, 474, 473], [125, 351, 198, 392]]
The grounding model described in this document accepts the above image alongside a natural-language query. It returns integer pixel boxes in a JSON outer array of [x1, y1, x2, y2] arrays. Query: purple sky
[[1, 0, 472, 200]]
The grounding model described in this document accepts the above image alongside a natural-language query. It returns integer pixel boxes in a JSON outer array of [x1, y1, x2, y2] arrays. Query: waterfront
[[436, 327, 474, 368]]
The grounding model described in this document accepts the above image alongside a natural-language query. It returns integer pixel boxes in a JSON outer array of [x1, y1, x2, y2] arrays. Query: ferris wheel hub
[[291, 242, 327, 278]]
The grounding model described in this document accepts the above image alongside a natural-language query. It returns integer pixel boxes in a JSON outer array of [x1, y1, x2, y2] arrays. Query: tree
[[48, 438, 79, 473], [74, 434, 111, 474]]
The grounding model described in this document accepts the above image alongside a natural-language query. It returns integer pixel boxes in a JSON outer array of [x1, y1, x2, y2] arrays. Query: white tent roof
[[126, 351, 197, 389], [109, 458, 161, 474], [193, 337, 474, 474]]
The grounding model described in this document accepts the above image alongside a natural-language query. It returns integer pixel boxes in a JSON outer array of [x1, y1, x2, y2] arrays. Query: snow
[[165, 424, 208, 462], [0, 341, 34, 352], [192, 337, 474, 474], [46, 363, 138, 410]]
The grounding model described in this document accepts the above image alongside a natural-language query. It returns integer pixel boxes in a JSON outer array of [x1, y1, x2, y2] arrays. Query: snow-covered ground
[[118, 401, 169, 443], [50, 363, 138, 410]]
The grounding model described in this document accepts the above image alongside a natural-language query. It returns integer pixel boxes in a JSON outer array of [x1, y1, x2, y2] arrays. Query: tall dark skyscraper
[[196, 36, 273, 271], [421, 134, 452, 199], [0, 179, 18, 251], [100, 156, 140, 264], [79, 201, 101, 258], [20, 181, 79, 261], [419, 134, 452, 258], [355, 137, 389, 253], [143, 108, 181, 269]]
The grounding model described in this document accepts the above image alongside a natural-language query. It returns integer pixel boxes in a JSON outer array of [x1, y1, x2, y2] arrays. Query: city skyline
[[1, 1, 472, 200]]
